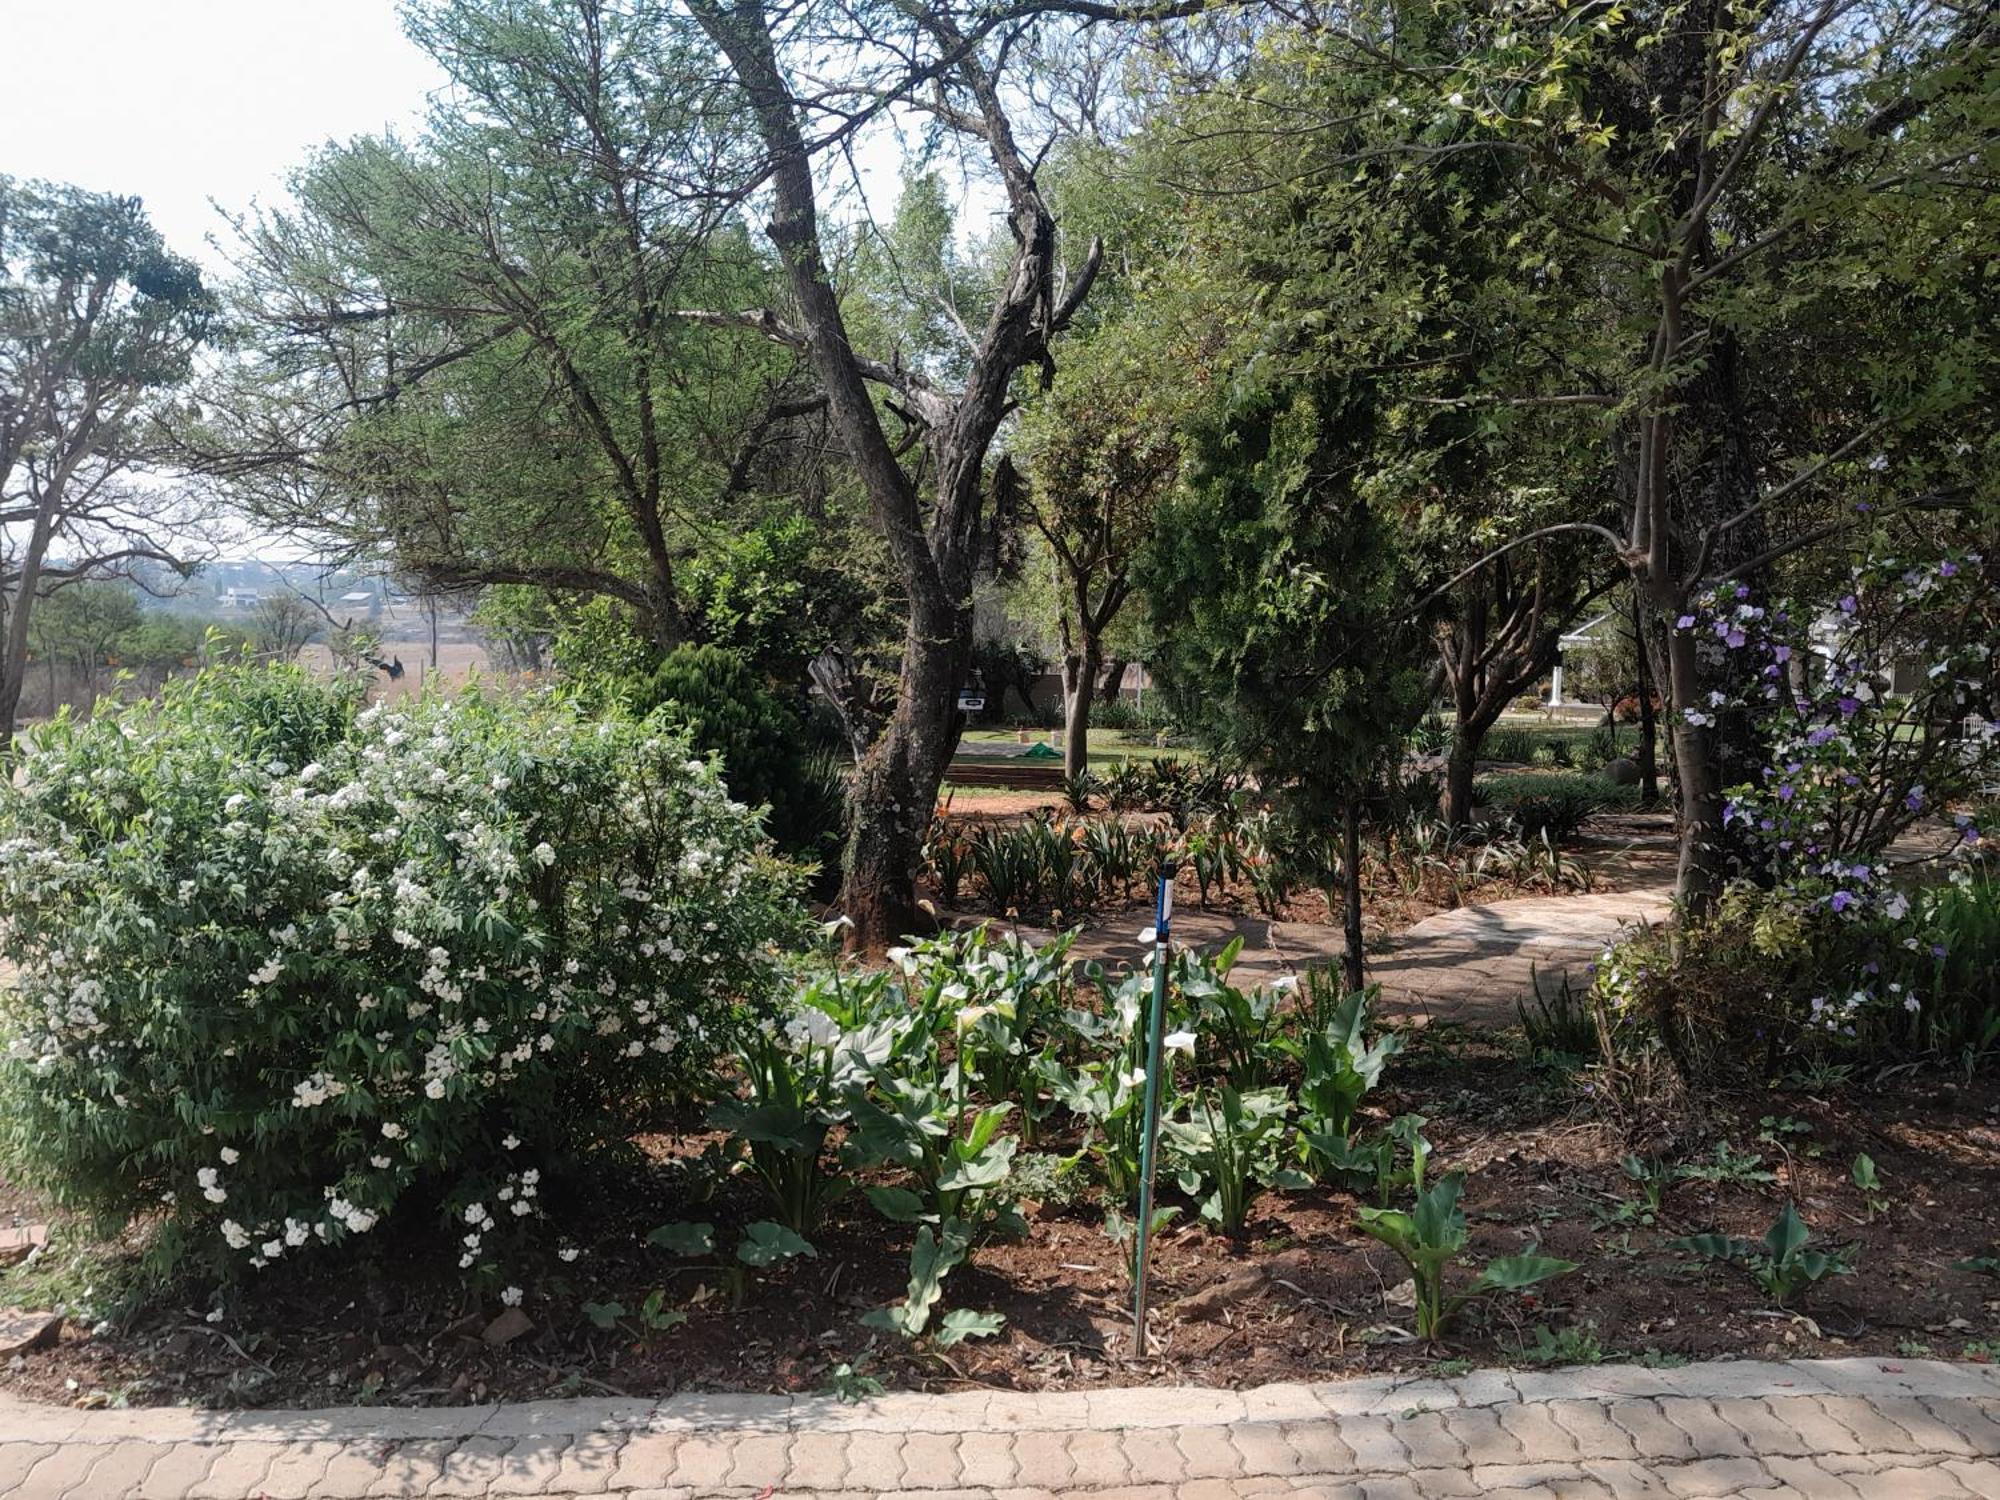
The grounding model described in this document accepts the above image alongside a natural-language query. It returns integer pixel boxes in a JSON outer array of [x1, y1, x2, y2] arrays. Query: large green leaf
[[932, 1308, 1006, 1347], [864, 1185, 928, 1223], [737, 1221, 817, 1267], [1472, 1254, 1578, 1293], [647, 1220, 715, 1257], [1764, 1201, 1810, 1262]]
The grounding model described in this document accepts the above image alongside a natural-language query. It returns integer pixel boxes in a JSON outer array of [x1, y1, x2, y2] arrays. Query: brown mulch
[[5, 1042, 1996, 1411]]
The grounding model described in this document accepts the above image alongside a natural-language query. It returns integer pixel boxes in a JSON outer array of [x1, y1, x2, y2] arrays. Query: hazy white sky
[[8, 0, 445, 272]]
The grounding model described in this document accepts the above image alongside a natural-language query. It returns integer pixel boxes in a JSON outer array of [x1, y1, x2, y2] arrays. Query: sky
[[7, 0, 446, 273]]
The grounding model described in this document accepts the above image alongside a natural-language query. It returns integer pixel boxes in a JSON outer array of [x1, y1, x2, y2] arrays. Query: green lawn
[[956, 726, 1188, 765]]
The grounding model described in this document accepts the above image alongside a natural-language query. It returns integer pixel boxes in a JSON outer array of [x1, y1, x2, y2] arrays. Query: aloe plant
[[1357, 1174, 1576, 1338], [1670, 1201, 1855, 1307]]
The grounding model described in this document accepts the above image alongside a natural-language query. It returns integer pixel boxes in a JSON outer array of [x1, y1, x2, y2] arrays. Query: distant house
[[218, 587, 263, 611]]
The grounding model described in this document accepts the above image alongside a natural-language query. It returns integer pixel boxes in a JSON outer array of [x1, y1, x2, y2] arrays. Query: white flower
[[219, 1147, 240, 1165], [532, 842, 556, 867], [381, 1123, 407, 1140], [370, 1155, 391, 1169], [501, 1286, 524, 1307], [1163, 1029, 1196, 1054], [1121, 1067, 1148, 1089], [501, 1134, 520, 1151], [558, 1246, 581, 1263]]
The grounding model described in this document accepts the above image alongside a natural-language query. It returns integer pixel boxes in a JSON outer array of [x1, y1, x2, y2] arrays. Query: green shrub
[[635, 643, 846, 870], [0, 666, 803, 1280], [1593, 870, 2000, 1079], [1475, 771, 1629, 841]]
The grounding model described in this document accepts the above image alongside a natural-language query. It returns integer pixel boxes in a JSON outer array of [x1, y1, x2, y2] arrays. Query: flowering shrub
[[1690, 550, 1996, 890], [0, 666, 803, 1278], [1589, 550, 1999, 1075]]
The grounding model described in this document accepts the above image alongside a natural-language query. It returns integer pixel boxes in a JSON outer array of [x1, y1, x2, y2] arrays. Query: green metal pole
[[1132, 868, 1173, 1356]]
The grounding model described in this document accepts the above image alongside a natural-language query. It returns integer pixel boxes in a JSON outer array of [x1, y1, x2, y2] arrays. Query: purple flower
[[1758, 818, 1775, 832], [1830, 890, 1854, 913], [1933, 943, 1949, 959], [1807, 727, 1836, 747], [1840, 594, 1858, 615], [1940, 560, 1959, 577], [1904, 788, 1925, 811], [1675, 614, 1695, 630], [1851, 864, 1871, 881], [1725, 629, 1746, 649], [1778, 783, 1795, 801], [1773, 645, 1791, 664], [1734, 585, 1751, 600], [1838, 696, 1860, 717]]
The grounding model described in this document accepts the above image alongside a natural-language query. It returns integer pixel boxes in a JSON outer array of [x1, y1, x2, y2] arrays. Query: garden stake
[[1132, 867, 1173, 1356]]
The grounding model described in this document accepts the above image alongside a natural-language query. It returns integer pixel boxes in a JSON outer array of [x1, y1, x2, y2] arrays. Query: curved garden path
[[1054, 826, 1681, 1030], [4, 1357, 1996, 1497]]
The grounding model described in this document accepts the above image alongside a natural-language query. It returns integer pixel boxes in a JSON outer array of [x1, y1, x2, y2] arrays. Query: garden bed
[[7, 1041, 1998, 1411]]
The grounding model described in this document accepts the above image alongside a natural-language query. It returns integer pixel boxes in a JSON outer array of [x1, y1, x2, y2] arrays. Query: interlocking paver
[[1606, 1400, 1698, 1461], [1653, 1398, 1757, 1459], [1943, 1458, 2000, 1494], [135, 1441, 217, 1500], [76, 1439, 166, 1498], [19, 1440, 111, 1500], [5, 1357, 2000, 1498], [1175, 1424, 1244, 1480], [1440, 1405, 1528, 1466], [1065, 1428, 1131, 1487]]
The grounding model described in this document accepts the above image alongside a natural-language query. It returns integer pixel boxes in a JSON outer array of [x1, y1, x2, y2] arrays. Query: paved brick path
[[4, 1358, 1997, 1497]]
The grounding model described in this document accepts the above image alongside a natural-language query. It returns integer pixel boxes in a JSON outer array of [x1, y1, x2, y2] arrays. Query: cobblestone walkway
[[4, 1358, 1997, 1498]]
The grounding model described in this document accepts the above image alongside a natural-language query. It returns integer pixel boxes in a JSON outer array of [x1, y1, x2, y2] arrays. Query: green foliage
[[709, 979, 874, 1235], [0, 665, 803, 1280], [630, 644, 845, 868], [1166, 1085, 1302, 1233], [1594, 870, 2000, 1079], [1102, 1204, 1181, 1288], [1139, 377, 1438, 823], [1620, 1156, 1670, 1219], [1357, 1175, 1576, 1339], [1473, 773, 1625, 843], [1674, 1144, 1779, 1189], [1850, 1155, 1889, 1223], [1670, 1203, 1857, 1308], [1290, 987, 1403, 1178], [1518, 967, 1598, 1058], [1509, 1322, 1605, 1367], [862, 1219, 1005, 1345]]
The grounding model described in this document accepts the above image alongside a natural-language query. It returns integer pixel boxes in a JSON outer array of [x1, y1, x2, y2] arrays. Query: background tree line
[[5, 0, 1993, 944]]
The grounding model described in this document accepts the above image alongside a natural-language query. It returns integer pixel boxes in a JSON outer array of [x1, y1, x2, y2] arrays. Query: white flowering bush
[[0, 665, 803, 1277]]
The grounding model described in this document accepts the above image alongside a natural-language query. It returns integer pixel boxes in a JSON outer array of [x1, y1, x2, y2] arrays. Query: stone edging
[[3, 1356, 1995, 1449]]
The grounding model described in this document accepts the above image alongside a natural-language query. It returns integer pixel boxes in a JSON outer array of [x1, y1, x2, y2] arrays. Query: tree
[[25, 581, 143, 704], [1142, 377, 1439, 993], [0, 179, 216, 741], [1020, 302, 1204, 777], [1340, 0, 1995, 910], [249, 593, 321, 661], [210, 0, 818, 647], [686, 0, 1104, 946], [1432, 545, 1605, 828]]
